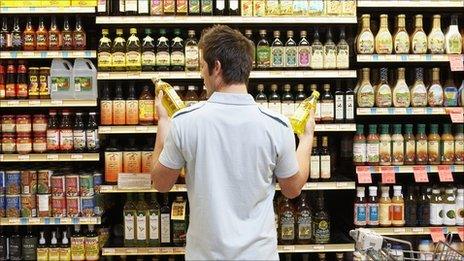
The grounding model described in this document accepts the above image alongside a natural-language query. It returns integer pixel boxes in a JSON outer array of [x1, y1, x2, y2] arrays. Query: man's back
[[159, 92, 298, 260]]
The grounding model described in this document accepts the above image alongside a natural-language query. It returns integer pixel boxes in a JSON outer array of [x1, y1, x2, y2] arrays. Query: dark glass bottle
[[11, 17, 22, 51], [405, 186, 418, 226], [345, 85, 355, 123], [59, 110, 74, 152], [170, 29, 185, 71], [279, 196, 295, 245], [23, 17, 35, 51], [0, 17, 9, 51], [47, 110, 60, 152], [35, 17, 48, 51], [16, 62, 28, 99], [0, 227, 7, 260], [62, 17, 73, 50], [48, 16, 61, 50], [160, 194, 171, 246], [228, 0, 240, 15], [313, 192, 330, 244], [5, 63, 16, 99], [142, 28, 156, 71], [86, 112, 100, 152], [255, 84, 268, 105], [334, 85, 345, 123], [73, 112, 86, 152], [296, 193, 312, 244], [244, 29, 256, 68], [417, 186, 430, 226], [156, 29, 170, 71], [9, 227, 22, 261], [73, 16, 86, 50], [113, 83, 126, 125], [214, 0, 226, 15], [22, 226, 37, 261]]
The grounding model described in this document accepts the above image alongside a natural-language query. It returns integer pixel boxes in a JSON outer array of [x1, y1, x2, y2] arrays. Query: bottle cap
[[356, 187, 365, 197]]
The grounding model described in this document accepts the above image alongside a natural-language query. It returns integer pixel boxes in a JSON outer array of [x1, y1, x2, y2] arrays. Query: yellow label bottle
[[290, 91, 320, 135], [379, 186, 392, 227], [152, 79, 186, 117], [375, 14, 393, 54], [428, 15, 445, 54]]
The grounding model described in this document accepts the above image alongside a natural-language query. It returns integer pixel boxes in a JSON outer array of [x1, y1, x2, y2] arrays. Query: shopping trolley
[[349, 228, 464, 260]]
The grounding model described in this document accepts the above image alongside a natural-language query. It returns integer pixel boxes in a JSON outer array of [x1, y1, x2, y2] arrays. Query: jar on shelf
[[16, 115, 32, 134], [33, 134, 47, 153], [17, 133, 32, 154], [1, 115, 16, 133], [2, 134, 16, 153], [32, 114, 48, 134]]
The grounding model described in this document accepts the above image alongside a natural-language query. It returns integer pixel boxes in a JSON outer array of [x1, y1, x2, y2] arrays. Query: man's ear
[[213, 60, 222, 76]]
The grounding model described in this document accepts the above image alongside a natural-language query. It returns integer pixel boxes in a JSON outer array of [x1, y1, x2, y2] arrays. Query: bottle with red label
[[59, 110, 74, 152], [62, 17, 73, 50], [49, 16, 61, 50], [36, 17, 48, 51], [16, 62, 28, 99], [72, 16, 86, 50], [5, 62, 16, 99], [47, 110, 60, 152], [0, 64, 5, 99], [23, 17, 36, 51]]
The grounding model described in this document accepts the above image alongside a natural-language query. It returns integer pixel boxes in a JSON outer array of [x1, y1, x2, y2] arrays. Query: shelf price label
[[449, 54, 464, 71], [430, 227, 446, 243], [438, 165, 453, 182], [381, 167, 396, 184], [356, 166, 372, 184], [447, 108, 464, 123], [413, 166, 429, 183]]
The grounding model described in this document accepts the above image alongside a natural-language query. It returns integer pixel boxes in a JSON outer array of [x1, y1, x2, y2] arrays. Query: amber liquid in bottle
[[62, 17, 73, 50], [139, 85, 155, 125], [126, 83, 139, 125], [36, 17, 48, 51], [48, 16, 61, 51], [23, 17, 36, 51], [152, 79, 186, 118], [73, 16, 86, 50]]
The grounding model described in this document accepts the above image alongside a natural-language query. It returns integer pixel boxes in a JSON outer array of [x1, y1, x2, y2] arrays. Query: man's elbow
[[281, 187, 302, 199]]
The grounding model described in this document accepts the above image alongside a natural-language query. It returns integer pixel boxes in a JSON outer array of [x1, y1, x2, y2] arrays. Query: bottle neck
[[415, 68, 424, 83], [362, 70, 370, 83], [432, 70, 440, 84], [415, 17, 423, 29], [397, 69, 405, 81], [362, 17, 370, 29], [380, 17, 388, 29], [433, 17, 441, 30]]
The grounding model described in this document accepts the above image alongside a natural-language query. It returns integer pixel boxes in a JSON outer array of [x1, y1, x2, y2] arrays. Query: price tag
[[412, 108, 426, 115], [126, 248, 137, 254], [22, 51, 34, 58], [104, 248, 116, 254], [283, 71, 296, 77], [458, 227, 464, 242], [146, 248, 158, 254], [47, 51, 59, 58], [412, 227, 424, 233], [304, 183, 318, 189], [186, 72, 199, 78], [336, 182, 348, 187], [71, 51, 84, 57], [127, 71, 140, 78], [408, 55, 421, 61], [385, 55, 397, 61], [357, 108, 370, 115], [338, 70, 352, 77], [60, 217, 71, 224], [28, 100, 41, 105], [413, 166, 429, 183], [393, 228, 406, 233], [431, 108, 445, 115], [283, 245, 295, 251], [395, 108, 407, 115], [312, 245, 325, 250], [381, 167, 396, 184], [135, 126, 148, 132], [7, 100, 20, 106], [173, 247, 185, 253], [324, 124, 338, 131], [270, 71, 283, 76], [98, 72, 110, 79], [28, 217, 41, 224], [339, 124, 355, 131], [18, 155, 30, 161], [438, 165, 453, 182], [430, 227, 446, 243], [447, 108, 464, 123], [400, 54, 408, 61], [71, 154, 84, 160], [376, 108, 388, 114], [50, 100, 63, 105], [0, 155, 3, 162], [356, 166, 372, 184], [99, 126, 112, 133], [46, 154, 59, 160], [449, 54, 464, 71]]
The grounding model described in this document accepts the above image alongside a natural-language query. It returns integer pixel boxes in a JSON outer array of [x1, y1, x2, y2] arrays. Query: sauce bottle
[[62, 17, 73, 51], [185, 30, 199, 71], [323, 28, 336, 69], [105, 137, 123, 184], [310, 84, 321, 123], [0, 65, 5, 99], [72, 16, 86, 50], [391, 186, 405, 227], [22, 226, 37, 261], [170, 29, 185, 71], [11, 17, 21, 51], [367, 186, 379, 227], [393, 68, 410, 108], [375, 14, 393, 54], [357, 68, 375, 108], [49, 16, 61, 51], [48, 231, 60, 260], [16, 62, 28, 99], [345, 85, 355, 123], [36, 17, 48, 51], [5, 63, 16, 99], [47, 110, 60, 152], [295, 84, 306, 109], [443, 75, 458, 107], [289, 90, 320, 136], [23, 17, 36, 51], [59, 230, 71, 260], [354, 187, 367, 227], [255, 84, 268, 107], [310, 29, 323, 69], [428, 68, 443, 107], [391, 124, 404, 166], [152, 79, 186, 117], [417, 186, 430, 226], [320, 136, 331, 180], [113, 83, 126, 125], [135, 193, 149, 246], [375, 68, 392, 107], [156, 29, 170, 71], [59, 110, 74, 152], [404, 124, 416, 165], [357, 14, 374, 54], [320, 84, 334, 123], [73, 112, 86, 152], [393, 14, 410, 54], [160, 194, 171, 246], [379, 124, 392, 166], [148, 192, 161, 246], [456, 188, 464, 225], [126, 83, 139, 125], [296, 193, 312, 244], [337, 28, 350, 69], [126, 28, 141, 71], [37, 231, 49, 261], [123, 137, 142, 174], [428, 15, 445, 54], [428, 124, 441, 165], [353, 124, 367, 165], [139, 85, 155, 125], [98, 29, 112, 72], [411, 14, 427, 54], [86, 112, 99, 152], [441, 123, 454, 164], [312, 192, 330, 244], [0, 17, 9, 51], [379, 186, 392, 227], [445, 15, 462, 54], [430, 188, 443, 226], [84, 225, 99, 261], [411, 68, 427, 107], [367, 124, 380, 165], [112, 29, 126, 71], [443, 188, 456, 226], [334, 85, 344, 123], [100, 83, 113, 125], [70, 225, 85, 261], [256, 30, 271, 69], [455, 124, 464, 164], [141, 29, 156, 72], [279, 196, 295, 245], [281, 84, 295, 118]]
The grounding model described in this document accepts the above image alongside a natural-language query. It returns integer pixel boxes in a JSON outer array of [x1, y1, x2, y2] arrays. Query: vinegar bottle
[[152, 78, 186, 118], [289, 91, 320, 136]]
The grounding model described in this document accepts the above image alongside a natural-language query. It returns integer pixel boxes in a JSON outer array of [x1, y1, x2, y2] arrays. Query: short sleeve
[[274, 128, 299, 179], [158, 123, 186, 170]]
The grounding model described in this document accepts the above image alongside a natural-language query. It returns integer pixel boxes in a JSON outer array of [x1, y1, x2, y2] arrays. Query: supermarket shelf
[[357, 54, 455, 62], [356, 107, 455, 116], [102, 244, 355, 256], [0, 50, 96, 59], [357, 165, 464, 174], [0, 6, 96, 14], [0, 99, 97, 108], [357, 0, 464, 8], [97, 70, 357, 80], [99, 124, 355, 134], [96, 16, 357, 25], [369, 226, 461, 236], [100, 182, 356, 193], [0, 153, 100, 162], [0, 217, 101, 226]]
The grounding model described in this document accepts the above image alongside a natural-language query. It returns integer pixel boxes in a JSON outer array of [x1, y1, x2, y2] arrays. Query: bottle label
[[257, 46, 271, 68], [84, 236, 99, 260], [113, 101, 126, 125], [412, 32, 427, 54], [156, 51, 170, 66], [392, 140, 404, 164], [100, 100, 113, 125], [455, 140, 464, 163], [142, 51, 156, 66], [139, 100, 155, 122], [161, 213, 171, 243], [280, 212, 295, 240], [37, 248, 49, 260], [443, 203, 456, 225], [314, 220, 330, 243], [17, 83, 28, 98], [126, 0, 137, 11], [112, 52, 126, 68], [46, 129, 60, 151], [139, 0, 150, 13], [271, 46, 284, 67], [324, 48, 337, 69], [345, 94, 354, 120], [320, 155, 330, 179], [105, 152, 123, 183], [136, 213, 148, 240], [380, 139, 392, 164], [379, 202, 392, 225], [126, 51, 141, 67], [367, 142, 380, 163], [171, 51, 185, 66], [124, 212, 136, 240], [367, 203, 379, 225], [335, 94, 344, 120], [86, 130, 99, 151], [297, 210, 311, 240], [73, 33, 86, 49], [392, 203, 404, 222], [354, 203, 367, 225], [284, 46, 298, 67], [253, 0, 266, 16], [430, 202, 443, 225], [442, 140, 454, 163], [59, 247, 71, 260], [376, 85, 392, 107], [353, 142, 366, 163], [125, 100, 139, 125], [98, 52, 112, 69], [310, 155, 320, 179], [310, 49, 323, 69], [185, 46, 199, 69], [428, 33, 445, 54], [268, 102, 281, 114], [357, 32, 374, 54], [394, 32, 410, 53], [405, 140, 416, 163], [241, 0, 253, 16], [188, 0, 200, 13], [73, 130, 86, 151], [49, 33, 60, 49], [201, 0, 212, 13], [149, 211, 160, 240], [22, 237, 37, 260], [298, 46, 310, 67], [70, 237, 85, 260], [24, 33, 35, 49], [336, 47, 349, 69], [428, 141, 440, 163], [320, 102, 334, 121], [281, 102, 295, 118], [59, 129, 74, 151], [428, 84, 444, 107]]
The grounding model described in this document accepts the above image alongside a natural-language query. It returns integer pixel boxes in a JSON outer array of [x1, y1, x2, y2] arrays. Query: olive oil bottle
[[290, 91, 320, 135], [126, 28, 141, 71], [152, 78, 186, 117]]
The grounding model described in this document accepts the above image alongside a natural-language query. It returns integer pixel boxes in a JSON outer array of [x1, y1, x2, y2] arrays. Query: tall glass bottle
[[36, 17, 48, 51], [411, 14, 427, 54], [375, 14, 393, 54], [416, 124, 428, 165], [441, 123, 455, 165], [320, 84, 334, 123], [391, 185, 405, 226], [379, 186, 392, 227], [113, 83, 126, 125], [228, 0, 240, 15], [185, 30, 199, 71], [290, 90, 320, 136], [256, 30, 271, 69], [98, 29, 112, 72], [428, 68, 443, 107], [126, 83, 139, 125], [201, 0, 213, 15], [428, 124, 441, 165], [23, 17, 36, 51], [112, 29, 126, 71], [214, 0, 226, 15], [356, 14, 374, 54], [188, 0, 200, 15], [379, 124, 392, 166], [313, 192, 330, 244], [271, 31, 284, 69], [367, 186, 379, 227], [445, 15, 462, 54], [62, 17, 73, 50], [335, 85, 345, 122], [310, 29, 324, 69], [281, 84, 295, 118], [310, 136, 320, 180], [268, 84, 281, 114], [284, 31, 297, 68], [170, 29, 185, 71], [156, 29, 170, 71], [296, 193, 312, 244], [22, 226, 37, 261], [48, 16, 61, 50], [152, 79, 186, 117], [11, 17, 21, 51], [298, 30, 311, 68], [404, 124, 416, 165], [136, 193, 149, 246], [125, 0, 138, 15], [320, 136, 331, 179], [337, 28, 349, 69], [141, 29, 156, 71], [323, 28, 337, 69], [73, 112, 86, 152], [126, 28, 141, 71], [345, 85, 355, 123], [139, 85, 155, 125], [417, 187, 430, 226], [393, 14, 410, 54], [375, 68, 392, 107], [160, 194, 171, 246], [0, 17, 9, 51], [357, 68, 375, 108], [428, 15, 445, 54], [393, 68, 411, 108], [391, 124, 404, 165], [255, 84, 268, 108], [279, 197, 295, 245], [124, 194, 137, 247], [411, 68, 427, 107], [148, 193, 161, 247], [70, 225, 85, 261], [73, 16, 86, 50]]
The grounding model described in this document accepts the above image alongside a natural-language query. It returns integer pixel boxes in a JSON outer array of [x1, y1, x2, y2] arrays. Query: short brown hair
[[199, 25, 254, 85]]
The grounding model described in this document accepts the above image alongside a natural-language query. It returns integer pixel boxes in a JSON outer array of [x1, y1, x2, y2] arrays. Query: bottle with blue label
[[367, 186, 379, 227], [443, 75, 458, 107], [458, 80, 464, 106], [354, 187, 367, 227]]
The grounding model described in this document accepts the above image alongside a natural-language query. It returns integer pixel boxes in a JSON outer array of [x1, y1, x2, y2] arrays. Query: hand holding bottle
[[299, 108, 316, 139], [155, 90, 169, 121]]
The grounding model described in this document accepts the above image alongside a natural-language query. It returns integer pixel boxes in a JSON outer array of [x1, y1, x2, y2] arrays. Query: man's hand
[[298, 109, 316, 139], [155, 90, 169, 121]]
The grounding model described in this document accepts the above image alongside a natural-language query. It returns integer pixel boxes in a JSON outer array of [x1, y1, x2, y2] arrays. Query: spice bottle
[[391, 186, 405, 226], [367, 186, 379, 227], [354, 187, 367, 227]]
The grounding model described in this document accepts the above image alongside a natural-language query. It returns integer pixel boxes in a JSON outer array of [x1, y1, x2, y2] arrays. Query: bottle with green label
[[171, 29, 185, 71], [142, 29, 156, 71], [124, 194, 137, 247], [284, 30, 297, 68], [156, 29, 171, 71], [160, 194, 171, 246], [112, 28, 126, 71], [271, 30, 284, 69], [201, 0, 213, 14], [189, 0, 200, 14], [126, 28, 141, 71], [148, 193, 161, 247], [256, 30, 271, 69], [136, 193, 149, 246]]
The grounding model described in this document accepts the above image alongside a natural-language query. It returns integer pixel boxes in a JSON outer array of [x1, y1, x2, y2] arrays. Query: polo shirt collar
[[208, 92, 256, 105]]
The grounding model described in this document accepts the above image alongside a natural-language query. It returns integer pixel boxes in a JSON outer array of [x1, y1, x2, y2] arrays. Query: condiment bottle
[[357, 68, 375, 108], [126, 28, 141, 71], [411, 14, 427, 54], [320, 84, 334, 123], [36, 17, 48, 51], [296, 193, 312, 244], [405, 186, 417, 226], [255, 84, 268, 108], [375, 68, 392, 108], [278, 197, 295, 245], [86, 112, 99, 152], [0, 65, 5, 99], [47, 110, 60, 152], [367, 124, 380, 165], [49, 231, 60, 260], [141, 29, 156, 72], [112, 29, 126, 71], [113, 83, 126, 125], [379, 186, 392, 227], [48, 16, 61, 50], [170, 29, 185, 71], [270, 30, 284, 69], [138, 85, 155, 125], [428, 15, 445, 54], [441, 124, 454, 164], [375, 14, 393, 54], [184, 85, 199, 107], [59, 110, 74, 152], [152, 79, 186, 118], [5, 63, 16, 98], [310, 29, 323, 69], [185, 30, 199, 71], [417, 186, 430, 226], [379, 124, 392, 166], [455, 124, 464, 164], [100, 83, 113, 125], [11, 17, 21, 51], [443, 188, 456, 226], [353, 124, 367, 165], [62, 17, 73, 50], [298, 30, 311, 68], [70, 225, 85, 261], [124, 194, 137, 246], [84, 225, 99, 261], [393, 68, 410, 108], [126, 83, 139, 125], [391, 185, 405, 226], [320, 136, 331, 180], [23, 17, 36, 51], [105, 138, 123, 184], [156, 29, 170, 71], [428, 68, 443, 107], [312, 192, 330, 244], [73, 112, 86, 152], [323, 28, 336, 69], [411, 68, 427, 107], [284, 30, 297, 68], [393, 14, 410, 54], [310, 84, 321, 122], [443, 75, 458, 107], [456, 189, 464, 226], [391, 124, 404, 166], [289, 90, 320, 136], [256, 30, 271, 69], [310, 136, 320, 180], [428, 124, 441, 165], [404, 124, 416, 165], [367, 186, 379, 227], [98, 29, 112, 72], [1, 18, 10, 51], [123, 138, 142, 173], [334, 85, 344, 123], [430, 188, 443, 226], [337, 28, 350, 69], [354, 187, 367, 227], [268, 84, 281, 114], [281, 84, 295, 118], [72, 16, 86, 50], [16, 62, 28, 99], [445, 15, 462, 54], [37, 231, 49, 260], [416, 124, 428, 165], [357, 14, 374, 54]]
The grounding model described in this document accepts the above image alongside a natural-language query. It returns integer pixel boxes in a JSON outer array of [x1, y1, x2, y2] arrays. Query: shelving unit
[[369, 226, 462, 236], [101, 244, 355, 256], [356, 107, 458, 116], [0, 217, 101, 226], [0, 50, 96, 59], [97, 70, 357, 80], [0, 99, 97, 108], [357, 54, 455, 62], [357, 0, 464, 8], [356, 165, 463, 174], [96, 16, 358, 25], [0, 153, 100, 162], [0, 6, 96, 14]]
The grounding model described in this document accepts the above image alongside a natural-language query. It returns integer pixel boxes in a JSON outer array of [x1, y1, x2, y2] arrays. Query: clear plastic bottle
[[289, 91, 320, 136], [152, 79, 186, 118]]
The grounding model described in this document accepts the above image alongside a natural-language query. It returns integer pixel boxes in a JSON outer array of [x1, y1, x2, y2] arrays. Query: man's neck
[[216, 83, 248, 94]]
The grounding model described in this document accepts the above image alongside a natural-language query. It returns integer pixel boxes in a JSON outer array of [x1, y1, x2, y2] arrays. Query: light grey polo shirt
[[159, 92, 299, 260]]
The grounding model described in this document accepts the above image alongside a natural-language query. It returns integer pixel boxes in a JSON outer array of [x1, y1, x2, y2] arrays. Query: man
[[151, 25, 315, 260]]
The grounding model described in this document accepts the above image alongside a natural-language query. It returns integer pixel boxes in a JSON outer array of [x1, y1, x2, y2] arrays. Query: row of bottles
[[353, 123, 464, 166], [310, 136, 332, 180], [254, 83, 354, 123], [0, 17, 86, 51], [97, 0, 356, 17], [357, 14, 463, 55], [354, 185, 464, 227], [355, 67, 464, 108], [0, 225, 99, 261]]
